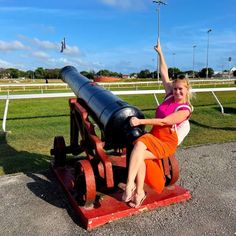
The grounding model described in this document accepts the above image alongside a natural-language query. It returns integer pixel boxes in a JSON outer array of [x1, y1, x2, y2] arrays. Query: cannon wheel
[[74, 159, 96, 207], [53, 136, 66, 167]]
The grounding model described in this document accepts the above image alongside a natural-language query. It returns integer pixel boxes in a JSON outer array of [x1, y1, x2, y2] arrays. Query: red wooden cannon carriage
[[50, 66, 191, 230]]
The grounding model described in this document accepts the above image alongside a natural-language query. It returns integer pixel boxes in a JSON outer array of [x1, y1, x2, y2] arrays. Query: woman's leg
[[122, 141, 146, 201], [126, 141, 147, 187], [123, 141, 156, 202], [135, 159, 146, 194], [128, 160, 147, 208]]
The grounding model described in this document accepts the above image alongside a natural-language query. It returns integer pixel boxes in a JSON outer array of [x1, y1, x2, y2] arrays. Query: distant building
[[122, 74, 130, 79], [130, 73, 138, 79], [230, 67, 236, 72], [214, 67, 236, 78], [93, 76, 121, 82]]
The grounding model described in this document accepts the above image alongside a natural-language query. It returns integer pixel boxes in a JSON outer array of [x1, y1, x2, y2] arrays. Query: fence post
[[2, 97, 9, 132], [211, 91, 224, 114], [153, 93, 159, 105]]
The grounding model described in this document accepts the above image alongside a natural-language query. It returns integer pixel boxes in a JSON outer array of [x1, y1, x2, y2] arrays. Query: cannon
[[60, 65, 145, 148], [50, 66, 191, 230]]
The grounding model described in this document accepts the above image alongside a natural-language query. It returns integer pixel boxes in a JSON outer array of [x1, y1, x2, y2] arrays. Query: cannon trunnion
[[50, 66, 191, 230]]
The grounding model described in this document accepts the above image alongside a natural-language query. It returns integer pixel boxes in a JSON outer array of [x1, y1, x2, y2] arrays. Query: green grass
[[0, 91, 235, 175]]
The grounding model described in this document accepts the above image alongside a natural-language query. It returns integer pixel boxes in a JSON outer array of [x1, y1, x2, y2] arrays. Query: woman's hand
[[154, 42, 162, 54], [130, 117, 141, 127]]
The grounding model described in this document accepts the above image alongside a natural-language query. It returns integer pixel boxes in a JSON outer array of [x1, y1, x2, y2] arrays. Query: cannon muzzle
[[60, 66, 145, 148]]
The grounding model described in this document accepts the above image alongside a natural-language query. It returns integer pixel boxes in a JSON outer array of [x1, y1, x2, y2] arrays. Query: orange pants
[[134, 126, 178, 193]]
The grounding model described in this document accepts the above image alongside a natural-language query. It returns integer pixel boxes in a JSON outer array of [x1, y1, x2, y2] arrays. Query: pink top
[[155, 94, 191, 126]]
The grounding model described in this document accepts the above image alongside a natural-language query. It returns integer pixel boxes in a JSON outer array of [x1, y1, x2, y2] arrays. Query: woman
[[122, 42, 193, 208]]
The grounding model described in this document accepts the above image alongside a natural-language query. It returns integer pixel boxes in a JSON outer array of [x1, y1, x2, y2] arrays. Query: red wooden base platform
[[52, 166, 191, 230]]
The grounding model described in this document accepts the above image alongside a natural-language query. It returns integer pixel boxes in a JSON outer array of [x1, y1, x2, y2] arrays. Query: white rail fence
[[1, 87, 236, 132], [0, 79, 235, 92]]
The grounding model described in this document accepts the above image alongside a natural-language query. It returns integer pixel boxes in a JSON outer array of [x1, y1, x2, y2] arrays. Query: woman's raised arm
[[154, 43, 172, 95]]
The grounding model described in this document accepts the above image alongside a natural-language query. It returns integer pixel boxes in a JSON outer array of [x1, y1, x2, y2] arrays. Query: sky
[[0, 0, 235, 74]]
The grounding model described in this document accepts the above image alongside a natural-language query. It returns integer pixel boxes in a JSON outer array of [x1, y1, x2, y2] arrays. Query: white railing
[[1, 87, 236, 132], [0, 78, 235, 91], [100, 79, 236, 87]]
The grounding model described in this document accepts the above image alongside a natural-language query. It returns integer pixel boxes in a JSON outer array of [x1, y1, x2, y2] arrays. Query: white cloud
[[62, 45, 82, 56], [32, 51, 50, 59], [18, 35, 82, 56], [32, 38, 59, 50], [0, 35, 86, 70], [0, 40, 29, 52], [100, 0, 146, 10], [18, 35, 59, 50]]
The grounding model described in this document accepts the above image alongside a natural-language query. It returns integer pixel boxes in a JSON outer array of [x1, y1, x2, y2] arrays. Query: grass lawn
[[0, 90, 235, 175]]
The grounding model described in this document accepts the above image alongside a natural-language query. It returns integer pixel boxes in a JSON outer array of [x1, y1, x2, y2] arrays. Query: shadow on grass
[[0, 132, 49, 174], [0, 132, 83, 228], [3, 113, 68, 121], [190, 120, 236, 131], [214, 107, 236, 114]]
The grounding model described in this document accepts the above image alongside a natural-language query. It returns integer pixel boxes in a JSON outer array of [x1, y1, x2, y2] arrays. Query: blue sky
[[0, 0, 235, 74]]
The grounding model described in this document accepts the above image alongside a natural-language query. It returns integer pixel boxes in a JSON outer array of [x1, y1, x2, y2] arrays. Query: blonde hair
[[172, 78, 193, 105]]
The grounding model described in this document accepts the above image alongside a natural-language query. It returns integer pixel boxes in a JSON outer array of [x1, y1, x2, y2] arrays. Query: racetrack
[[0, 142, 235, 236]]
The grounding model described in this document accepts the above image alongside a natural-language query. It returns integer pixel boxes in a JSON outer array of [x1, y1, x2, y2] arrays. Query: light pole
[[192, 45, 196, 78], [153, 0, 166, 82], [172, 52, 176, 79], [152, 58, 155, 79], [206, 29, 212, 78], [228, 57, 232, 79]]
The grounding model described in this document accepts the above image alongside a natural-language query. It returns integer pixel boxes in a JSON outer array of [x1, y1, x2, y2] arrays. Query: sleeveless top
[[155, 94, 193, 145]]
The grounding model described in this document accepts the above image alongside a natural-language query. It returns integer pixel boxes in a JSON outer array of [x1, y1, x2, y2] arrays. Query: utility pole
[[153, 0, 166, 82], [228, 57, 232, 79], [206, 29, 212, 78], [172, 52, 176, 79], [152, 58, 155, 79], [192, 45, 196, 78]]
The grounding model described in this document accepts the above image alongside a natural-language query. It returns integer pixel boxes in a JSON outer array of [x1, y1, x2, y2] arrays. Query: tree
[[5, 68, 21, 78], [137, 69, 151, 79], [44, 68, 60, 79], [168, 67, 181, 79], [26, 70, 35, 79], [233, 70, 236, 77], [110, 71, 122, 78], [34, 67, 45, 79], [198, 68, 214, 78], [97, 69, 111, 77], [80, 70, 96, 79]]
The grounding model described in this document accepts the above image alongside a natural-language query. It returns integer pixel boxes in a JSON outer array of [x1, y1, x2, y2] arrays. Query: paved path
[[0, 142, 236, 236]]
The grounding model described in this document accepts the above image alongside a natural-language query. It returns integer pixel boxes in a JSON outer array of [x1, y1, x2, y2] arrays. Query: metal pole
[[153, 1, 166, 82], [192, 45, 196, 78], [152, 58, 155, 79], [206, 29, 212, 78], [228, 57, 232, 79], [157, 5, 160, 82], [172, 52, 176, 79]]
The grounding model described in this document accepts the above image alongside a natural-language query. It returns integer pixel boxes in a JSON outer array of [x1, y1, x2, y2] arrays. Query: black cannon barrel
[[60, 66, 145, 148]]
